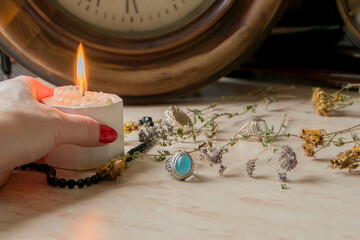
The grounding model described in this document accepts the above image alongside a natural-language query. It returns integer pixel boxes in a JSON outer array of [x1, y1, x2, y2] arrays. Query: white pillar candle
[[42, 43, 124, 170], [43, 86, 124, 170]]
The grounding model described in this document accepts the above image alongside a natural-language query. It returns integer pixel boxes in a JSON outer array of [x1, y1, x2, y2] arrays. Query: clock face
[[49, 0, 216, 38]]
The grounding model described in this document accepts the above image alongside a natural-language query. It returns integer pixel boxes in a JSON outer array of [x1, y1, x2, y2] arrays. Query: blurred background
[[1, 0, 360, 90]]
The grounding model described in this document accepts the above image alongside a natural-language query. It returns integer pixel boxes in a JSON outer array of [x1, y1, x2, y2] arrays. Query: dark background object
[[232, 0, 360, 86], [337, 0, 360, 49], [277, 0, 341, 27], [0, 50, 11, 79]]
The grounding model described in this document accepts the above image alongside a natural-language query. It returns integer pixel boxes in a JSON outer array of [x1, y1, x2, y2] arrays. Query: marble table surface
[[1, 74, 360, 240]]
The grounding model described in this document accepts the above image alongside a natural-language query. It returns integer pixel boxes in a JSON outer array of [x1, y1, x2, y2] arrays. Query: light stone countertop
[[0, 74, 359, 240]]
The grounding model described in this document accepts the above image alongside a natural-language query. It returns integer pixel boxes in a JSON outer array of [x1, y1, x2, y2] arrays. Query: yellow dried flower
[[96, 156, 127, 180], [124, 121, 139, 134], [299, 128, 325, 147], [312, 87, 333, 116], [330, 93, 343, 102], [302, 143, 315, 157], [329, 145, 360, 172]]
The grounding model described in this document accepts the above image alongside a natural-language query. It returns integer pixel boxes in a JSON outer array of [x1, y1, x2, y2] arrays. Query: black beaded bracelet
[[16, 117, 153, 189]]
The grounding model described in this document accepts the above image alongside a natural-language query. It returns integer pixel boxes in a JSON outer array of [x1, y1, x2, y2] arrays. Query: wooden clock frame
[[337, 0, 360, 49], [0, 0, 286, 104]]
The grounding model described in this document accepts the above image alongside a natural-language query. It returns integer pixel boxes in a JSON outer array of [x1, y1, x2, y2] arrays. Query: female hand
[[0, 76, 117, 186]]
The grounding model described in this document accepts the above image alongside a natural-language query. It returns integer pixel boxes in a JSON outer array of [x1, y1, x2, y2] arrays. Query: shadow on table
[[335, 170, 360, 177], [288, 175, 326, 184]]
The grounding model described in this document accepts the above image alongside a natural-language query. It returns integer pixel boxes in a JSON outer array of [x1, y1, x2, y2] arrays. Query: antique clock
[[337, 0, 360, 49], [0, 0, 286, 103]]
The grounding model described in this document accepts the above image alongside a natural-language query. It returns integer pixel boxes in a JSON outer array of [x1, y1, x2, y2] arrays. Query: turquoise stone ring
[[166, 151, 194, 180]]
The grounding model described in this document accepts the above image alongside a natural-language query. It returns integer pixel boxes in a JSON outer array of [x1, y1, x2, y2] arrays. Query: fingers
[[57, 113, 118, 147], [0, 76, 54, 103], [8, 75, 54, 102], [8, 76, 118, 148], [21, 76, 118, 147]]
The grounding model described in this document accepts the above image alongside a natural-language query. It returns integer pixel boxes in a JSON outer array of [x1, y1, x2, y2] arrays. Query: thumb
[[58, 113, 118, 147]]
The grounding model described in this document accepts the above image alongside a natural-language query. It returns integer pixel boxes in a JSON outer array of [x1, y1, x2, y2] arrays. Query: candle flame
[[76, 43, 87, 93]]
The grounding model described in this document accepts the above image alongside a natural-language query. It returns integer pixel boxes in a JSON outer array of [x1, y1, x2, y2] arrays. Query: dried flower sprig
[[329, 145, 360, 172], [236, 114, 295, 148], [99, 86, 299, 182], [176, 107, 256, 144], [152, 86, 297, 148], [90, 82, 360, 184], [187, 102, 218, 117], [199, 147, 226, 174], [245, 145, 298, 183], [186, 85, 295, 119], [198, 118, 228, 174], [277, 145, 298, 182], [246, 158, 257, 176], [299, 124, 360, 158], [197, 114, 294, 177], [312, 84, 360, 116], [312, 88, 333, 116], [298, 128, 325, 157], [139, 122, 175, 148], [148, 101, 263, 175], [124, 121, 139, 134], [198, 114, 291, 175]]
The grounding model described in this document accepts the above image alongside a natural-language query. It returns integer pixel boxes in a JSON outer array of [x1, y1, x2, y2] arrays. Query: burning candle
[[43, 43, 124, 170]]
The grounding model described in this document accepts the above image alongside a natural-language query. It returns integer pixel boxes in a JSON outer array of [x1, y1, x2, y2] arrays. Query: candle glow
[[76, 43, 87, 93], [43, 42, 124, 170], [44, 42, 112, 108]]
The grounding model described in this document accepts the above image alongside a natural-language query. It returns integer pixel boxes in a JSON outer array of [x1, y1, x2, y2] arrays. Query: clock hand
[[126, 0, 139, 14]]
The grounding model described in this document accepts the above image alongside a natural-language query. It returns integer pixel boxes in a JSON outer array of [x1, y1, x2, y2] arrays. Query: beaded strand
[[16, 117, 154, 189]]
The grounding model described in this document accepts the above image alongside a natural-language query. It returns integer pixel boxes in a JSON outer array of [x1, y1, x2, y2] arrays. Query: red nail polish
[[99, 125, 118, 143]]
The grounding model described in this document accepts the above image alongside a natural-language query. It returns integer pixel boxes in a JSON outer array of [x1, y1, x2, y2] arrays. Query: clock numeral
[[126, 0, 139, 14]]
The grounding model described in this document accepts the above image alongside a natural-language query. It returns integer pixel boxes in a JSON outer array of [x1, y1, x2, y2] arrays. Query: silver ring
[[239, 118, 268, 141], [166, 151, 194, 180], [161, 105, 193, 131]]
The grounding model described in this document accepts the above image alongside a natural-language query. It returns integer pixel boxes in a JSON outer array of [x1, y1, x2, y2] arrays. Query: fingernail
[[99, 124, 118, 143]]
